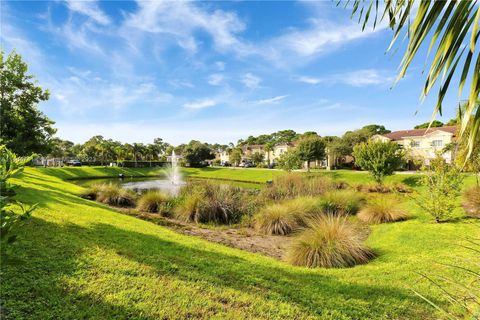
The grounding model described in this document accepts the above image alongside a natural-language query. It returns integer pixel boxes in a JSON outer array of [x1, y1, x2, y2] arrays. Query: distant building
[[371, 126, 457, 166]]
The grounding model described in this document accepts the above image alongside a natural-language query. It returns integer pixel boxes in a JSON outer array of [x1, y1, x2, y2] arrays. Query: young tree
[[229, 148, 242, 167], [277, 150, 302, 171], [353, 140, 405, 184], [296, 136, 326, 172], [0, 50, 56, 155], [417, 156, 464, 223], [251, 152, 265, 165]]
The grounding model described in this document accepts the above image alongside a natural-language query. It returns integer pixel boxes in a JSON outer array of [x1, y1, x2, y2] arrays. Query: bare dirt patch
[[135, 212, 290, 260]]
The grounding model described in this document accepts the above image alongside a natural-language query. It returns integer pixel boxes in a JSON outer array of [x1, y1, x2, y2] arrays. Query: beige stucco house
[[371, 126, 457, 165]]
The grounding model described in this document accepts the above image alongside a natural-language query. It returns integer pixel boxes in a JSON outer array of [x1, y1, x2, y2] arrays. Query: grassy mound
[[357, 196, 408, 224], [137, 190, 172, 215], [175, 181, 255, 224], [95, 184, 136, 207], [286, 215, 374, 268], [318, 191, 364, 215], [462, 185, 480, 218], [253, 197, 321, 235], [260, 174, 334, 200]]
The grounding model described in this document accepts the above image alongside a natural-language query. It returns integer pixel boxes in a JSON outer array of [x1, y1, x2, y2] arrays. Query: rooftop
[[382, 126, 457, 141]]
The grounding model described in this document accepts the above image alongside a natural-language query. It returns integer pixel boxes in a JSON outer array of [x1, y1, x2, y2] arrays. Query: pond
[[71, 176, 262, 194]]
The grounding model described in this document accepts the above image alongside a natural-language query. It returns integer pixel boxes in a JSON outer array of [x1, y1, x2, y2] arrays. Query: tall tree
[[350, 1, 480, 158], [182, 140, 215, 167], [414, 120, 444, 129], [0, 50, 56, 155]]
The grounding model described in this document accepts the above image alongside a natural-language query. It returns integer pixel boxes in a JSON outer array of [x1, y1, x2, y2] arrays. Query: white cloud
[[123, 1, 246, 54], [208, 73, 224, 86], [255, 95, 288, 105], [242, 73, 261, 89], [297, 76, 321, 85], [183, 98, 217, 109], [339, 69, 394, 87], [65, 0, 111, 25], [215, 61, 226, 71]]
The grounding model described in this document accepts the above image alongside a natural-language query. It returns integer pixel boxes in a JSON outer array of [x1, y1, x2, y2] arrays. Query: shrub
[[96, 184, 136, 207], [277, 150, 303, 171], [353, 140, 405, 184], [318, 191, 364, 215], [417, 156, 463, 222], [286, 215, 374, 268], [254, 197, 322, 235], [358, 196, 408, 224], [462, 186, 480, 218], [260, 174, 333, 200], [0, 146, 36, 254], [137, 190, 172, 216], [175, 181, 255, 224]]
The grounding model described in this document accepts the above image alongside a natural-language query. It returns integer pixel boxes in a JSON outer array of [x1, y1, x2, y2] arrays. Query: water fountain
[[120, 150, 184, 195]]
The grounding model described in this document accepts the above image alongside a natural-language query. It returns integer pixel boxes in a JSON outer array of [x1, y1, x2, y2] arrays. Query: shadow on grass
[[402, 176, 422, 187], [1, 211, 436, 319]]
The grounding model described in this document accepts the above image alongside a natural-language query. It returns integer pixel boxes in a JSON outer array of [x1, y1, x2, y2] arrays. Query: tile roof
[[382, 126, 457, 141]]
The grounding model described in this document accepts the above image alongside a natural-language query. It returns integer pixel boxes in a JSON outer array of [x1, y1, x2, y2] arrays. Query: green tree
[[48, 138, 75, 159], [353, 140, 405, 183], [362, 124, 391, 135], [277, 150, 302, 171], [296, 136, 326, 172], [350, 1, 479, 159], [182, 140, 215, 167], [251, 152, 265, 165], [0, 50, 56, 155], [417, 155, 464, 222], [229, 148, 242, 167], [414, 120, 444, 129]]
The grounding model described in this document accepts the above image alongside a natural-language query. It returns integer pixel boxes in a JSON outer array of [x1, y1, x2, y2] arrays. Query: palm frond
[[348, 0, 480, 160]]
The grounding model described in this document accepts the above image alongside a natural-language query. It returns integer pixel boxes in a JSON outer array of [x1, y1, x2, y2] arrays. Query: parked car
[[67, 159, 82, 166]]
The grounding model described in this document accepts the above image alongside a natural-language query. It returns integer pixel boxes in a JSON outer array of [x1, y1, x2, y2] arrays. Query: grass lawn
[[1, 166, 478, 319]]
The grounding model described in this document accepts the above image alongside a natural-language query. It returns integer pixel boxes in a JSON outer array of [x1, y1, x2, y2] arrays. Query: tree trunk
[[307, 161, 310, 172]]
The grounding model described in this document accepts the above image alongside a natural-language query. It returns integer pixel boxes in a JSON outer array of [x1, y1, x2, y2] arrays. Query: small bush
[[175, 181, 256, 224], [96, 184, 136, 207], [286, 215, 374, 268], [137, 191, 172, 216], [462, 186, 480, 218], [318, 191, 364, 215], [260, 174, 333, 200], [254, 197, 322, 235], [358, 196, 408, 224]]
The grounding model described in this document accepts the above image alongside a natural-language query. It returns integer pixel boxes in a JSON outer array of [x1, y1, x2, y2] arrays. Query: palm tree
[[349, 0, 479, 159]]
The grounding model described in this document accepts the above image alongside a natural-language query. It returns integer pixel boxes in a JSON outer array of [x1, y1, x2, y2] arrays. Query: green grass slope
[[1, 167, 478, 319]]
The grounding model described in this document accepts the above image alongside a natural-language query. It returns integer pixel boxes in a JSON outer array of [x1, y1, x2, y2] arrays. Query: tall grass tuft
[[462, 186, 480, 218], [175, 181, 256, 224], [318, 191, 364, 215], [357, 196, 408, 224], [286, 215, 374, 268], [137, 190, 172, 216], [95, 184, 136, 207], [260, 173, 334, 200], [80, 184, 104, 200], [253, 197, 322, 235]]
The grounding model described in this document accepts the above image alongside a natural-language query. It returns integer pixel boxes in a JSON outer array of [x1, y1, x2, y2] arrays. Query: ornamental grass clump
[[175, 181, 254, 224], [254, 197, 322, 235], [462, 186, 480, 218], [80, 183, 105, 200], [318, 191, 364, 215], [358, 196, 408, 224], [260, 173, 333, 200], [95, 184, 136, 207], [287, 215, 374, 268], [137, 190, 172, 216]]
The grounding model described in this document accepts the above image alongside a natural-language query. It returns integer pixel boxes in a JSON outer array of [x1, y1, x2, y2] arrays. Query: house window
[[411, 140, 420, 148], [432, 140, 443, 147]]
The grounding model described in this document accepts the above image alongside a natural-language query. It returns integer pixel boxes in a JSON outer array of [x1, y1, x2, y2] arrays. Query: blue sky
[[1, 1, 463, 145]]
